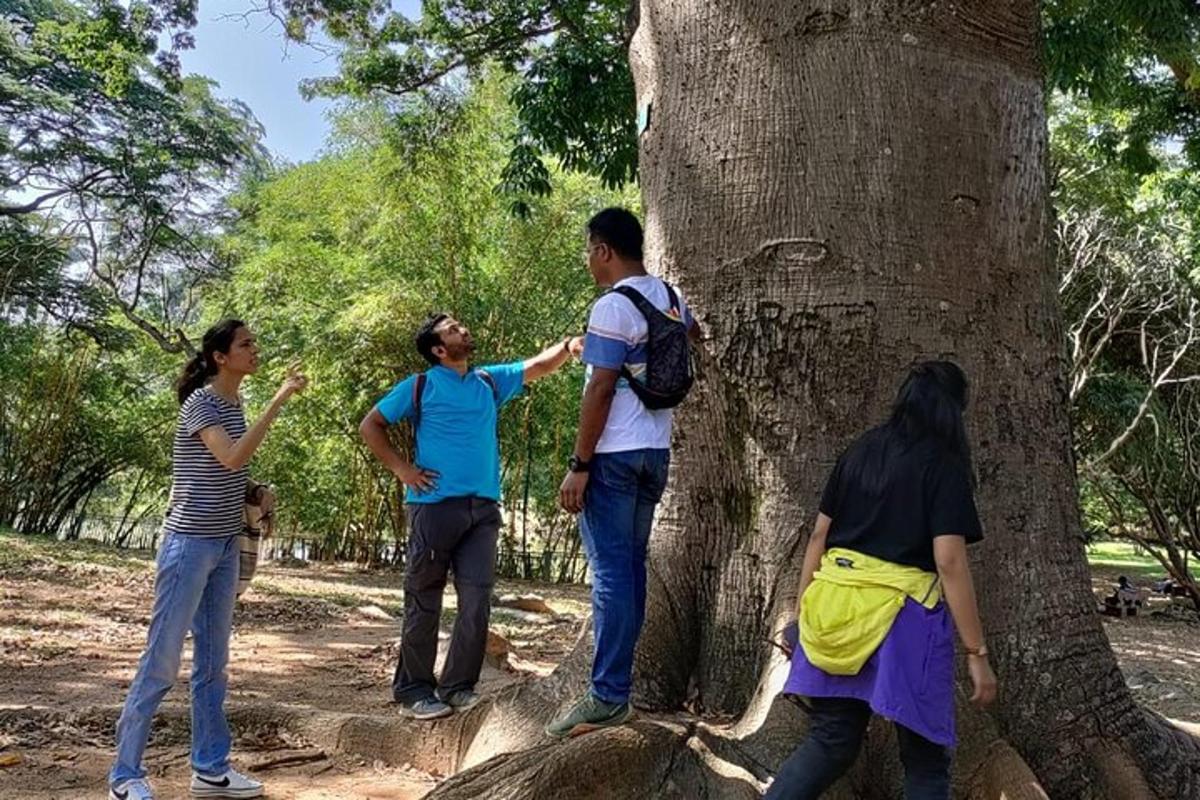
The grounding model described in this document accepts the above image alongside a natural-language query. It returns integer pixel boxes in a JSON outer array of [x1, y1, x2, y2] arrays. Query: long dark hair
[[840, 360, 975, 495], [175, 319, 246, 405]]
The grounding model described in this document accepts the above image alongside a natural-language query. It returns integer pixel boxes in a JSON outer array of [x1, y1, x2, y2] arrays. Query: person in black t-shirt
[[768, 361, 997, 800], [817, 432, 983, 572]]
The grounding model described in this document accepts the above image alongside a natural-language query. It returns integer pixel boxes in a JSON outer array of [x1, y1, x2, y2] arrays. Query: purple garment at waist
[[783, 597, 957, 747]]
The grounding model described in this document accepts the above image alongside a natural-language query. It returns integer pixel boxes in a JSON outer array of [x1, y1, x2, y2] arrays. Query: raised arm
[[523, 336, 584, 383], [198, 372, 306, 471]]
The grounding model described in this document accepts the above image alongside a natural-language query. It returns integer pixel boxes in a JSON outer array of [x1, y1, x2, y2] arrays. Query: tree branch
[[378, 23, 565, 97], [0, 170, 110, 216]]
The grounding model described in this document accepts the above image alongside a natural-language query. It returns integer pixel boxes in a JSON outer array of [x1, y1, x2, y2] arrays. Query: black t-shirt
[[819, 438, 983, 572]]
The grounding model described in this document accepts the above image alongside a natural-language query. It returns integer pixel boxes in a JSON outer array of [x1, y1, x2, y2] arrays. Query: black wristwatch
[[568, 455, 591, 473]]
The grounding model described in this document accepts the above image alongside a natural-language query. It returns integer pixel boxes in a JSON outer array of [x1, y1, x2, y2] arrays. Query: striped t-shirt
[[163, 386, 248, 538]]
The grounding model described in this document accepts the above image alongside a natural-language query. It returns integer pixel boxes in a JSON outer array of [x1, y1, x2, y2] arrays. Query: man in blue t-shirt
[[360, 314, 581, 719]]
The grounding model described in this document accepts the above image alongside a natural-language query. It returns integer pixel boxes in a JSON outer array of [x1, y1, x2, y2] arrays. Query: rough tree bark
[[300, 2, 1200, 797], [622, 1, 1200, 797]]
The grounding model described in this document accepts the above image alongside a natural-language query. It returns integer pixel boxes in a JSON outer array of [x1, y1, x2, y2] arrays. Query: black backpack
[[612, 283, 694, 410]]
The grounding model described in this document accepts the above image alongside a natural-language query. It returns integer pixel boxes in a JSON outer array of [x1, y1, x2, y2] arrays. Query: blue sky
[[179, 1, 423, 164]]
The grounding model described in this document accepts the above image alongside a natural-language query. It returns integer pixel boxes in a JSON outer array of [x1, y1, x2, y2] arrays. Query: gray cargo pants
[[392, 496, 500, 704]]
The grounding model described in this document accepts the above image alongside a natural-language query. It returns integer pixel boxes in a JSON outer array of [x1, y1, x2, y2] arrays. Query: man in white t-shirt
[[547, 208, 700, 738]]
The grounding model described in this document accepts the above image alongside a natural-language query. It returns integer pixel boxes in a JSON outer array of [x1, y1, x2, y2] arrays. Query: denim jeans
[[579, 448, 670, 705], [765, 696, 951, 800], [110, 533, 240, 786]]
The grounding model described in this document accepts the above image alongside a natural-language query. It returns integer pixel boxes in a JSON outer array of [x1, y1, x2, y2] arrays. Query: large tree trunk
[[624, 0, 1200, 797], [322, 1, 1200, 797]]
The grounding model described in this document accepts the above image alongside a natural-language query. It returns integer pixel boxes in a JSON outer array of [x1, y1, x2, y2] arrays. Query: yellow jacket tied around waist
[[799, 548, 941, 676]]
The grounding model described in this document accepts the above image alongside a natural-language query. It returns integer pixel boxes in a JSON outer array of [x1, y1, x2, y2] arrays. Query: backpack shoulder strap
[[475, 368, 500, 405], [612, 285, 657, 318], [664, 282, 681, 314], [614, 283, 682, 323], [412, 372, 427, 430]]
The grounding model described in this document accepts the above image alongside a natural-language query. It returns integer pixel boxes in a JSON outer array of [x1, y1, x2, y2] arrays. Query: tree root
[[7, 677, 1197, 798], [0, 701, 485, 775], [427, 720, 760, 800]]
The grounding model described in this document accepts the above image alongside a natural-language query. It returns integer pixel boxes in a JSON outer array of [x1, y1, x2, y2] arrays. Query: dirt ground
[[2, 535, 1199, 799], [0, 534, 590, 799], [1090, 566, 1200, 725]]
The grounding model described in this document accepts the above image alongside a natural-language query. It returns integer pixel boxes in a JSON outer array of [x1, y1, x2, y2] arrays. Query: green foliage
[[0, 0, 267, 539], [1052, 96, 1200, 258], [207, 74, 632, 557], [1, 0, 265, 339], [0, 322, 175, 535], [1044, 0, 1200, 167], [1053, 93, 1200, 590], [281, 0, 635, 204], [2, 0, 262, 217]]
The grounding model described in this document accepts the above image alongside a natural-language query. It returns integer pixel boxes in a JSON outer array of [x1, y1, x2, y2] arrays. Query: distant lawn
[[1086, 540, 1190, 580], [0, 527, 155, 571]]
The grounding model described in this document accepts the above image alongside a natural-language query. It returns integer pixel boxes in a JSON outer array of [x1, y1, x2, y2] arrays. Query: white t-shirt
[[582, 274, 692, 453]]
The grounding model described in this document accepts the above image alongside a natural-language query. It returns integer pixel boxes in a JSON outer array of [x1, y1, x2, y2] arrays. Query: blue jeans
[[110, 534, 240, 786], [579, 448, 670, 705], [765, 697, 951, 799]]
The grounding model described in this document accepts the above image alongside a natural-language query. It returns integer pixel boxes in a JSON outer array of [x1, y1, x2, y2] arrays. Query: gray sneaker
[[545, 693, 633, 738], [438, 688, 481, 710], [404, 696, 453, 720]]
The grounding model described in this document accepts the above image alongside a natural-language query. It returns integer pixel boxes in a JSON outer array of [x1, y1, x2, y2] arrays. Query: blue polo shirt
[[374, 362, 525, 504]]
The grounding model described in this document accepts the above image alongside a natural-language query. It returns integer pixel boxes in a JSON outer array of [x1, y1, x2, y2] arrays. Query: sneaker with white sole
[[403, 696, 453, 720], [190, 767, 264, 798], [109, 778, 155, 800], [437, 688, 481, 710]]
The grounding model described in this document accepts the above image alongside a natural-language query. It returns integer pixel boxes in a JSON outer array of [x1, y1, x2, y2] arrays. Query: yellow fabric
[[799, 548, 941, 676]]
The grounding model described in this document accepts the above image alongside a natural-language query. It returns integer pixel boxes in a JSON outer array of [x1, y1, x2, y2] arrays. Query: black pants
[[392, 497, 500, 704], [765, 697, 951, 800]]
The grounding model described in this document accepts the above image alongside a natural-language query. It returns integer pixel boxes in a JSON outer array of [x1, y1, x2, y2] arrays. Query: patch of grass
[[0, 529, 153, 572], [1087, 540, 1192, 580], [48, 540, 154, 571], [251, 577, 365, 608], [0, 528, 34, 570]]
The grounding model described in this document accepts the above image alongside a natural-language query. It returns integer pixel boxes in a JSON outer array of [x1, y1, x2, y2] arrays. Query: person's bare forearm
[[572, 375, 616, 460], [795, 514, 831, 619], [936, 542, 986, 651], [359, 412, 414, 475], [523, 339, 573, 383], [231, 396, 289, 468], [202, 393, 288, 471]]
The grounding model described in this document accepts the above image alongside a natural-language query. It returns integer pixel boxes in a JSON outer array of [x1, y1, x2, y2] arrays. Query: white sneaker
[[190, 767, 264, 798], [109, 778, 155, 800]]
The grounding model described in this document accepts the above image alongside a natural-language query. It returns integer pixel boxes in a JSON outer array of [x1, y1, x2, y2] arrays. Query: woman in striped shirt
[[109, 319, 307, 800]]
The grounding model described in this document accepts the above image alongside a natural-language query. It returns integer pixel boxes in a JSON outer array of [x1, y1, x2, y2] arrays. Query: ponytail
[[175, 352, 213, 404], [175, 318, 246, 405]]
